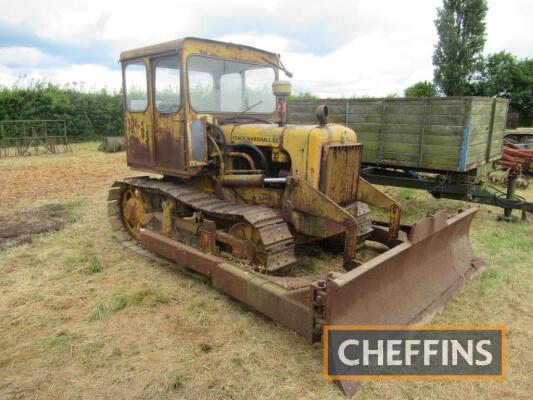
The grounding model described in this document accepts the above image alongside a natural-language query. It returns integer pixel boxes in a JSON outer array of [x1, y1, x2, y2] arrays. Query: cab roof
[[119, 37, 277, 62]]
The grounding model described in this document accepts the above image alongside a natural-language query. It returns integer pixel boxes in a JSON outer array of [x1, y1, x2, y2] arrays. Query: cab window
[[124, 62, 148, 112], [187, 55, 276, 113], [155, 57, 181, 113]]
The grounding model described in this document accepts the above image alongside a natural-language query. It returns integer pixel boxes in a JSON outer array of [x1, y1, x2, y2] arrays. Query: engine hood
[[220, 123, 359, 188], [221, 123, 357, 148]]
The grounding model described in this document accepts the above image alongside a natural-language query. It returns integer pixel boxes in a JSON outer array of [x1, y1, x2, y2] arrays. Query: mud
[[0, 204, 68, 250]]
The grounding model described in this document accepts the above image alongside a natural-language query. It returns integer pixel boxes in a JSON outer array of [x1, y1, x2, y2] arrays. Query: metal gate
[[0, 119, 72, 157]]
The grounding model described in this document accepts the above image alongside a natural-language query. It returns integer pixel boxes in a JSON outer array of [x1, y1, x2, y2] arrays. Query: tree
[[508, 58, 533, 125], [288, 91, 318, 100], [404, 81, 438, 97], [475, 51, 517, 97], [433, 0, 488, 95], [475, 53, 533, 125]]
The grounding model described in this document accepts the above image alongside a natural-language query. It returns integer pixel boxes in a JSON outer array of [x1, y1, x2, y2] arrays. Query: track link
[[108, 177, 297, 271]]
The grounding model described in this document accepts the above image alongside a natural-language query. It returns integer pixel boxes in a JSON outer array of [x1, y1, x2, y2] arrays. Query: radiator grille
[[319, 144, 363, 205]]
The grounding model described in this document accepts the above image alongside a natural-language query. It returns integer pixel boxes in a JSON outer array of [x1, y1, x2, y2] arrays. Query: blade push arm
[[357, 177, 401, 243]]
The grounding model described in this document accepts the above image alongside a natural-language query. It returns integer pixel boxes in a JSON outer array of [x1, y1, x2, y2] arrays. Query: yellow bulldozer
[[108, 37, 485, 395]]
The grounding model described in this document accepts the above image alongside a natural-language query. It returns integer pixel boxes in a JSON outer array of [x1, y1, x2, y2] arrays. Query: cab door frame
[[149, 51, 190, 175], [122, 57, 156, 169]]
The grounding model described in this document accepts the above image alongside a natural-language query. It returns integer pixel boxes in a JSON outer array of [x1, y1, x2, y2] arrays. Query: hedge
[[0, 81, 124, 141]]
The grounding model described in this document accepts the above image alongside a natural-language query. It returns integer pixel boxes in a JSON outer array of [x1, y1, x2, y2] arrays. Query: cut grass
[[169, 370, 189, 391], [0, 142, 531, 399], [110, 287, 171, 312], [89, 287, 172, 321]]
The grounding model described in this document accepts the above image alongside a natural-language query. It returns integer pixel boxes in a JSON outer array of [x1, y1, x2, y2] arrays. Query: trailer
[[288, 97, 533, 219]]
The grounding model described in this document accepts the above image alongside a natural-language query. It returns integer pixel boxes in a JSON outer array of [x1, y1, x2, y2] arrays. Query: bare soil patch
[[0, 204, 68, 250], [0, 143, 132, 210]]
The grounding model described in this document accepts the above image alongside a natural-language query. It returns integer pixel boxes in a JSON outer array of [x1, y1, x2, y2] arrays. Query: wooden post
[[345, 99, 349, 126], [378, 99, 385, 162], [485, 99, 498, 163], [418, 97, 428, 168]]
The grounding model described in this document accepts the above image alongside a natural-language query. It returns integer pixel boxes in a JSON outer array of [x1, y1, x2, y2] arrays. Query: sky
[[0, 0, 531, 97]]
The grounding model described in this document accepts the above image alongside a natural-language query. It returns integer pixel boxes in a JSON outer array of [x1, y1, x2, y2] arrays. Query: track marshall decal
[[324, 326, 505, 380], [232, 135, 273, 144]]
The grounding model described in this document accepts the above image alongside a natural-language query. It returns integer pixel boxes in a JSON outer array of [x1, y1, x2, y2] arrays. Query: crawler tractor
[[108, 37, 485, 396]]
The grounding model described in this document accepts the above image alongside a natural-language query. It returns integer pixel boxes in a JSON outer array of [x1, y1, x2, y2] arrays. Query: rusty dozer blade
[[110, 181, 484, 398], [325, 208, 485, 397]]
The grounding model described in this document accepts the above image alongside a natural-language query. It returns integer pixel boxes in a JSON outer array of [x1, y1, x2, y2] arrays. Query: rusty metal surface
[[357, 177, 401, 242], [319, 144, 362, 206], [342, 224, 359, 271], [114, 190, 484, 342], [119, 211, 315, 340], [110, 178, 486, 400], [154, 111, 187, 172], [111, 177, 296, 271], [330, 209, 485, 398], [338, 381, 364, 399], [139, 228, 218, 277], [228, 151, 256, 170], [110, 39, 489, 398], [325, 208, 485, 327], [122, 38, 281, 178], [120, 37, 277, 63], [219, 174, 264, 187], [211, 262, 314, 340], [495, 139, 533, 174], [125, 112, 154, 168], [283, 176, 355, 237]]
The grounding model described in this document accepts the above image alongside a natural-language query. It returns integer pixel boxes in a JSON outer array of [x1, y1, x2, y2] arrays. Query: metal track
[[107, 177, 297, 271]]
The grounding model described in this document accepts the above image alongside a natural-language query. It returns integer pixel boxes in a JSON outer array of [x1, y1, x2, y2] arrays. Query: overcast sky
[[0, 0, 531, 97]]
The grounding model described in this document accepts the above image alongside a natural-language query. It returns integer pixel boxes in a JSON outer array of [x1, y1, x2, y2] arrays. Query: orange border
[[323, 325, 506, 381]]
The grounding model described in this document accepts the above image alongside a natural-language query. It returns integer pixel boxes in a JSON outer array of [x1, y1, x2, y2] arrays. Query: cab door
[[151, 54, 187, 174], [123, 59, 154, 169]]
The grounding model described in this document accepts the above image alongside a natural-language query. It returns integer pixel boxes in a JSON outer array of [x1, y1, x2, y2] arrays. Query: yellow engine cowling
[[221, 123, 361, 205]]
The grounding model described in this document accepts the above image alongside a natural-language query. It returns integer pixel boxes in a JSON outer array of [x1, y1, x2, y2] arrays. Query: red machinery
[[490, 139, 533, 220]]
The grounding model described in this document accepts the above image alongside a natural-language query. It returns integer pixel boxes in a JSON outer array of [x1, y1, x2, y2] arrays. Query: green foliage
[[85, 256, 103, 274], [474, 52, 533, 125], [89, 302, 107, 321], [433, 0, 488, 95], [404, 81, 438, 97], [511, 59, 533, 125], [398, 188, 414, 201], [475, 51, 517, 97], [288, 91, 318, 100], [0, 79, 123, 141]]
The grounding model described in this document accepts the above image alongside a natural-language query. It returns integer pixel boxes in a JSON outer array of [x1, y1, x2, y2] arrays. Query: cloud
[[0, 63, 121, 91], [485, 0, 533, 58], [0, 47, 52, 67], [0, 0, 531, 95]]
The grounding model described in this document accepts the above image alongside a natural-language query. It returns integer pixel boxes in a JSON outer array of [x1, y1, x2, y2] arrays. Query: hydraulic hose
[[207, 122, 268, 173], [230, 143, 268, 173]]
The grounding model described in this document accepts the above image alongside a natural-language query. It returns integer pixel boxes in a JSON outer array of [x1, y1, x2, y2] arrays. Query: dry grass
[[0, 143, 531, 399]]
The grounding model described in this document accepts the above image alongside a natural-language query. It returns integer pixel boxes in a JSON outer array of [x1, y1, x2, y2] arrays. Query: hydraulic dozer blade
[[324, 208, 485, 397]]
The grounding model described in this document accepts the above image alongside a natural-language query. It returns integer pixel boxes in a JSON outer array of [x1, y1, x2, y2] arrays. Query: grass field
[[0, 143, 532, 399]]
